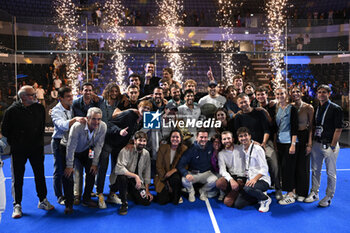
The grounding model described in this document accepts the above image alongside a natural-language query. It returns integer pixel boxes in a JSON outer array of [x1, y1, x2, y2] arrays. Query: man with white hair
[[60, 107, 107, 214], [2, 85, 54, 219]]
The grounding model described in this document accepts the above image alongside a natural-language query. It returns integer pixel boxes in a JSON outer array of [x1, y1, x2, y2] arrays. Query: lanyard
[[245, 144, 254, 172], [315, 101, 330, 126]]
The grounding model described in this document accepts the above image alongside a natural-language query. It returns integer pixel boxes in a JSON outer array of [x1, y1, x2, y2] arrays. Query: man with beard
[[229, 93, 282, 199], [183, 79, 203, 103], [159, 78, 171, 101], [178, 90, 201, 144], [95, 83, 129, 209], [151, 87, 167, 112], [177, 129, 217, 202], [168, 84, 185, 107], [2, 86, 54, 218], [198, 81, 226, 118], [110, 131, 153, 215], [216, 131, 245, 207], [244, 82, 258, 107]]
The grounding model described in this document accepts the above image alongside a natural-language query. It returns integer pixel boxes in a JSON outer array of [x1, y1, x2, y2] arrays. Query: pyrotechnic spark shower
[[217, 0, 240, 85], [54, 0, 80, 96], [265, 0, 288, 88], [157, 0, 185, 84], [103, 0, 128, 91]]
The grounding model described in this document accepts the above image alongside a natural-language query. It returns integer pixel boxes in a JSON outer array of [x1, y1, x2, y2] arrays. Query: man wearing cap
[[198, 81, 226, 119], [305, 84, 343, 207]]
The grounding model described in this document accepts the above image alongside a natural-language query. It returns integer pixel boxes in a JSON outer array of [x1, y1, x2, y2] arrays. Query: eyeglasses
[[27, 93, 36, 97]]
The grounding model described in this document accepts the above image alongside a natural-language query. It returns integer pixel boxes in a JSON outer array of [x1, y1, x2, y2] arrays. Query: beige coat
[[154, 144, 187, 193]]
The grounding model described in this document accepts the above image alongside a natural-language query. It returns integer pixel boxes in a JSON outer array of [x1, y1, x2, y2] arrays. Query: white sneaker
[[12, 204, 22, 219], [304, 191, 319, 203], [178, 197, 183, 204], [199, 188, 207, 201], [106, 193, 122, 204], [297, 196, 306, 202], [188, 190, 195, 202], [318, 196, 332, 207], [278, 194, 296, 205], [38, 198, 55, 211], [98, 193, 107, 209], [259, 196, 272, 212]]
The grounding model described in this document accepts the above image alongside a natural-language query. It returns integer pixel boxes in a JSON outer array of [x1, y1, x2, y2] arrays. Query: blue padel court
[[1, 148, 350, 233]]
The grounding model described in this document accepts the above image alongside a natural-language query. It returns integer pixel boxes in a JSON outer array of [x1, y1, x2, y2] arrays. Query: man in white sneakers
[[304, 85, 343, 207], [236, 127, 271, 212]]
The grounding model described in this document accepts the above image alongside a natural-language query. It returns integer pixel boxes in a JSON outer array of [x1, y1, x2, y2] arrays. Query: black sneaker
[[57, 196, 65, 205], [82, 199, 98, 208], [118, 203, 128, 215], [275, 190, 283, 201], [64, 205, 74, 215]]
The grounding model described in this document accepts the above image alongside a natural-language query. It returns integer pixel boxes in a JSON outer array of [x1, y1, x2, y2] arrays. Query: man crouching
[[110, 131, 153, 215]]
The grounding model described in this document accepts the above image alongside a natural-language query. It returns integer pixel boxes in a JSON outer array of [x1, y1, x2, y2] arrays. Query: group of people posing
[[0, 61, 343, 218]]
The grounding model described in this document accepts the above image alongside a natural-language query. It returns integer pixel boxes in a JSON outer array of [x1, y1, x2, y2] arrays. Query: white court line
[[205, 199, 221, 233]]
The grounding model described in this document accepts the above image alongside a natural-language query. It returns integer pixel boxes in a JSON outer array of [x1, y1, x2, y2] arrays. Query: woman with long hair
[[275, 87, 299, 205], [290, 86, 314, 202], [155, 129, 187, 205], [214, 108, 229, 135]]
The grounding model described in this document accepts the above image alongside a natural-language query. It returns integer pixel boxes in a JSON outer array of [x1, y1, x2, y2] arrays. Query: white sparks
[[217, 0, 240, 85], [157, 0, 186, 84], [54, 0, 80, 96], [103, 0, 128, 92], [265, 0, 288, 88]]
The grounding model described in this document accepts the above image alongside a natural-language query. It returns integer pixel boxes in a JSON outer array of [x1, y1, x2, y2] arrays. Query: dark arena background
[[0, 0, 349, 232]]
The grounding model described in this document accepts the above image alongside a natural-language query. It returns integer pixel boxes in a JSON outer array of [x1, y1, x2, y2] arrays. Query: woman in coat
[[155, 129, 187, 205]]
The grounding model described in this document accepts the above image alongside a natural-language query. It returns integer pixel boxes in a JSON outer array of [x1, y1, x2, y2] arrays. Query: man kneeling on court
[[110, 131, 153, 215], [177, 129, 217, 202], [235, 127, 271, 212], [215, 131, 246, 207], [61, 107, 107, 214]]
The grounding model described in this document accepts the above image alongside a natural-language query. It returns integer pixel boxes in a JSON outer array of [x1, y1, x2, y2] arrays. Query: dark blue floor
[[1, 149, 350, 233]]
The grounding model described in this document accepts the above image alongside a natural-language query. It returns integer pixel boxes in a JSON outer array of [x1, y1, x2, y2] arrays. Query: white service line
[[205, 199, 221, 233]]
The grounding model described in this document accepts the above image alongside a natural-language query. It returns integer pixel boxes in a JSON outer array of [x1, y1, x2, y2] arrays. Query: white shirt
[[53, 79, 62, 89], [178, 103, 201, 121], [36, 88, 45, 99], [85, 124, 95, 141], [198, 94, 226, 108], [218, 145, 246, 181], [242, 143, 271, 185]]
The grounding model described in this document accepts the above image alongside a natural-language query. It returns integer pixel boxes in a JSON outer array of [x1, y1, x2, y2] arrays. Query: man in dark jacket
[[177, 129, 217, 202], [1, 86, 54, 219]]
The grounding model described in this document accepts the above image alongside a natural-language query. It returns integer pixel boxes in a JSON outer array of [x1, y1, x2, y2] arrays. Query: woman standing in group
[[290, 86, 314, 202], [155, 129, 187, 205], [275, 87, 299, 205]]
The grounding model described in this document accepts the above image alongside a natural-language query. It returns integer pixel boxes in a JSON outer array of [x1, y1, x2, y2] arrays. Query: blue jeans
[[95, 143, 121, 194], [51, 138, 63, 199]]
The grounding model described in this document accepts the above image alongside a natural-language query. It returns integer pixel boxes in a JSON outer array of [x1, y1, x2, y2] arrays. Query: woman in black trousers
[[275, 87, 299, 205], [155, 129, 188, 205], [291, 86, 314, 202]]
